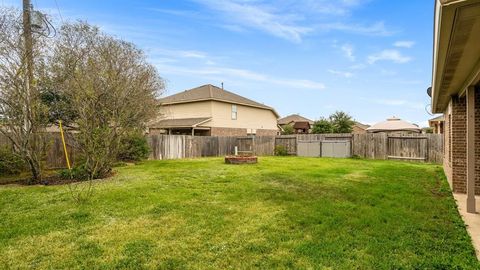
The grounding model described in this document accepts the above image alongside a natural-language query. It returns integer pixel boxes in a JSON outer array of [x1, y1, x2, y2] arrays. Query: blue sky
[[2, 0, 436, 126]]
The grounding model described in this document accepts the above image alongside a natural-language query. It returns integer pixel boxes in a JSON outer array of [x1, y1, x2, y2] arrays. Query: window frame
[[231, 104, 237, 120]]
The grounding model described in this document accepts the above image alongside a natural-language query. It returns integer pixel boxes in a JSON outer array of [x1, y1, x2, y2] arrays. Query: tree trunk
[[25, 153, 42, 184]]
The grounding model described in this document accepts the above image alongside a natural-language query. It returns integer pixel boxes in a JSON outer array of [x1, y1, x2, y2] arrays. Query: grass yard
[[0, 157, 478, 269]]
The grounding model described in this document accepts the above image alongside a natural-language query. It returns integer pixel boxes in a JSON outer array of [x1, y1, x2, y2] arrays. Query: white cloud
[[193, 0, 312, 43], [349, 63, 367, 70], [318, 21, 394, 36], [380, 69, 397, 76], [394, 41, 415, 48], [341, 43, 355, 61], [193, 0, 392, 42], [156, 63, 325, 90], [367, 49, 412, 64], [328, 69, 354, 78], [149, 48, 208, 59], [301, 0, 367, 16], [365, 98, 425, 110]]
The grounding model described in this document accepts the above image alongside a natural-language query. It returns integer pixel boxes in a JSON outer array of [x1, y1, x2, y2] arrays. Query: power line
[[53, 0, 64, 23]]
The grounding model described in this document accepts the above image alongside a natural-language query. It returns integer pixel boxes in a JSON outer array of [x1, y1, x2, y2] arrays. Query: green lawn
[[0, 157, 478, 269]]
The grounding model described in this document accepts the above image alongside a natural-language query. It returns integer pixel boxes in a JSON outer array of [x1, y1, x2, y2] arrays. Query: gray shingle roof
[[278, 114, 314, 125], [149, 117, 212, 128], [159, 84, 279, 117]]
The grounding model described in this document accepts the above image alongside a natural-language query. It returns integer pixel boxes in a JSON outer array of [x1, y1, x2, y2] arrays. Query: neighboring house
[[366, 117, 421, 134], [352, 122, 370, 134], [292, 121, 310, 134], [149, 84, 279, 136], [430, 0, 480, 213], [278, 114, 314, 134], [428, 115, 445, 134]]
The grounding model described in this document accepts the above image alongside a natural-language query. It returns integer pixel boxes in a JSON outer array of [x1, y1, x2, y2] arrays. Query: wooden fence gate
[[387, 136, 428, 161]]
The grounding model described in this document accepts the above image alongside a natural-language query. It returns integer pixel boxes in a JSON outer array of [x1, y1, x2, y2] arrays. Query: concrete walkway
[[453, 193, 480, 259]]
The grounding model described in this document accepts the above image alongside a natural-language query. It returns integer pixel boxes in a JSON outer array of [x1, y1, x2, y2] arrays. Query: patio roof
[[149, 117, 212, 129], [431, 0, 480, 113]]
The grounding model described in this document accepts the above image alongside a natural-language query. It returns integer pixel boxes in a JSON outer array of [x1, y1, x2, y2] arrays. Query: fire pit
[[225, 155, 258, 164]]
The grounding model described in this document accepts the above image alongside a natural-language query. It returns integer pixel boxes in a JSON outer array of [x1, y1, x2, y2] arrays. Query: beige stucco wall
[[209, 101, 278, 131], [158, 101, 213, 120], [156, 100, 278, 133]]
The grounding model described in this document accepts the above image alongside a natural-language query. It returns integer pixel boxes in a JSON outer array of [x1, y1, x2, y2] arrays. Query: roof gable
[[278, 114, 314, 125], [159, 84, 278, 117]]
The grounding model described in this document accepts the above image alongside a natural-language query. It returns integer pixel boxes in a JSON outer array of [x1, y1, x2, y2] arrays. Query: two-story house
[[149, 84, 279, 136]]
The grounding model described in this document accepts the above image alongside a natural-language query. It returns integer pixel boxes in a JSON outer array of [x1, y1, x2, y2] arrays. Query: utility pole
[[22, 0, 33, 133]]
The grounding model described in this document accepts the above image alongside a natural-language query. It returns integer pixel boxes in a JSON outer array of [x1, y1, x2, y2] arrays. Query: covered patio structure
[[148, 117, 212, 136]]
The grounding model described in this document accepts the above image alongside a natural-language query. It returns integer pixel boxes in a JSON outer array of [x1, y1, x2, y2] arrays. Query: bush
[[117, 133, 150, 162], [281, 124, 295, 135], [0, 147, 25, 175], [312, 118, 333, 134], [58, 164, 90, 180], [274, 145, 289, 156]]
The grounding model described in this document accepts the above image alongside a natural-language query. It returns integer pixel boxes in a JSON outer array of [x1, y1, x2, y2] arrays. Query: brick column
[[476, 87, 480, 195], [451, 95, 467, 193], [467, 87, 476, 213]]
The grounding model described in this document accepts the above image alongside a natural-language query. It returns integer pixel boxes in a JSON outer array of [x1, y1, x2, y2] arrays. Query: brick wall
[[447, 89, 480, 194], [476, 88, 480, 194], [256, 129, 278, 136], [210, 127, 247, 136], [451, 95, 467, 193], [443, 109, 452, 188]]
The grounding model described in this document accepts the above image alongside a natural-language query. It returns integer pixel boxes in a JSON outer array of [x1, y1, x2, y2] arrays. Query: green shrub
[[274, 145, 289, 156], [58, 165, 90, 180], [0, 147, 25, 175], [117, 133, 150, 161], [281, 124, 295, 135]]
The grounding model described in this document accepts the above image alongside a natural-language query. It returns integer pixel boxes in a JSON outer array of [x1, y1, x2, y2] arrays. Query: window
[[231, 104, 237, 120]]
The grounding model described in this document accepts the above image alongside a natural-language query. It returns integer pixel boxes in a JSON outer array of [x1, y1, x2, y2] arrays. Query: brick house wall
[[443, 108, 452, 187], [210, 127, 278, 136], [451, 95, 467, 193], [256, 129, 278, 136], [446, 89, 480, 194], [476, 88, 480, 194], [210, 127, 247, 136]]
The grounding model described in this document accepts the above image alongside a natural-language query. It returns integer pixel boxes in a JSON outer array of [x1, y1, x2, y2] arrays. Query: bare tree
[[0, 8, 49, 183], [50, 22, 164, 179]]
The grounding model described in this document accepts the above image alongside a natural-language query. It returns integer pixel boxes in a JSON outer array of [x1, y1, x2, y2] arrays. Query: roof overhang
[[431, 0, 480, 113], [149, 117, 212, 129]]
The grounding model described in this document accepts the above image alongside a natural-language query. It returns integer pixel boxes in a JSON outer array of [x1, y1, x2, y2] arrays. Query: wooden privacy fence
[[351, 133, 443, 163], [0, 133, 444, 169], [0, 132, 77, 169], [148, 133, 443, 163]]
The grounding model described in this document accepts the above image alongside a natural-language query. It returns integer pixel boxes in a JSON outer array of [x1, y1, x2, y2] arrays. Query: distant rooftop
[[366, 117, 421, 133], [278, 114, 314, 125], [159, 84, 279, 117]]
